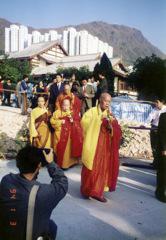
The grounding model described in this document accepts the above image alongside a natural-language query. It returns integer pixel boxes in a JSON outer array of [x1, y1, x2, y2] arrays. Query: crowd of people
[[0, 72, 166, 240], [29, 73, 122, 202], [0, 73, 107, 115], [0, 71, 123, 239]]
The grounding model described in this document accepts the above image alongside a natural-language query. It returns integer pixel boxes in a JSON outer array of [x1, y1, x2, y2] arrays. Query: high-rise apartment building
[[49, 30, 58, 41], [80, 30, 88, 55], [5, 28, 10, 53], [32, 31, 41, 44], [19, 25, 28, 51], [27, 34, 32, 47], [75, 32, 80, 55], [62, 30, 69, 52], [5, 24, 113, 58], [68, 28, 77, 56], [10, 24, 19, 52], [44, 33, 49, 42]]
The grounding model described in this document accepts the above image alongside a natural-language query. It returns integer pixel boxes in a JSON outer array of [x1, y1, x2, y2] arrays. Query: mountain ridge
[[0, 18, 165, 64]]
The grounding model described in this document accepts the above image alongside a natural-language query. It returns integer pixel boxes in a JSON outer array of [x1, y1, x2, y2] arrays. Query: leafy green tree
[[57, 66, 92, 83], [0, 50, 4, 55], [57, 66, 78, 79], [0, 56, 31, 86], [127, 54, 166, 100], [77, 66, 91, 81]]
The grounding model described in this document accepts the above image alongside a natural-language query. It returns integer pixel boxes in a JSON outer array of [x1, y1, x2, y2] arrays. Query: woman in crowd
[[32, 81, 49, 108], [50, 98, 83, 169], [29, 96, 51, 148], [35, 80, 45, 93]]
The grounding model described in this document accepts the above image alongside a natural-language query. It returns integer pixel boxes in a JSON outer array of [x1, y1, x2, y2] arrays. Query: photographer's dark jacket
[[0, 162, 68, 240]]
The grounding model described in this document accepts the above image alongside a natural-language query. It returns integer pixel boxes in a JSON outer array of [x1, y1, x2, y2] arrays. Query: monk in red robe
[[80, 93, 122, 202], [51, 98, 83, 169], [55, 82, 82, 119]]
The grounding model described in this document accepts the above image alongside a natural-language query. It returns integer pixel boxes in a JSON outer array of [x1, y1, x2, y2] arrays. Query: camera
[[37, 148, 56, 167]]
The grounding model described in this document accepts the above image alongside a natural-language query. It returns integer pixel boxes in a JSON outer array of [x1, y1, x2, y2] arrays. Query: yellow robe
[[29, 107, 51, 148], [50, 109, 78, 169], [81, 106, 113, 170]]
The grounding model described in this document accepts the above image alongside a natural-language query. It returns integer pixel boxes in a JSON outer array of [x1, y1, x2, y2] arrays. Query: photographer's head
[[16, 145, 43, 180]]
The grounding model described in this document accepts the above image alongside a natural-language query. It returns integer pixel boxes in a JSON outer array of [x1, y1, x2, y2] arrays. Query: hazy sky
[[0, 0, 165, 53]]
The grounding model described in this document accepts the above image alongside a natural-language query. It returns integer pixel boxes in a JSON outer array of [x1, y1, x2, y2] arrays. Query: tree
[[93, 53, 115, 94], [93, 62, 100, 80], [77, 66, 91, 81], [57, 66, 78, 79], [0, 50, 4, 55], [56, 66, 92, 83], [100, 53, 115, 94], [0, 56, 32, 86], [127, 54, 166, 100]]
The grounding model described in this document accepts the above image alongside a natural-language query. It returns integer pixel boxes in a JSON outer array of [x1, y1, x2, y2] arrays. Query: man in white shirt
[[146, 98, 166, 168]]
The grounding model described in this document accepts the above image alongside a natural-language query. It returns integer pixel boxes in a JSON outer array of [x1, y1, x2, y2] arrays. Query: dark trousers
[[155, 155, 166, 203], [2, 94, 11, 106], [92, 96, 97, 107], [150, 129, 158, 167], [48, 103, 55, 114]]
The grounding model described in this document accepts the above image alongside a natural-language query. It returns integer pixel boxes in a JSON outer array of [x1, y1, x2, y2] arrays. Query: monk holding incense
[[80, 93, 122, 202]]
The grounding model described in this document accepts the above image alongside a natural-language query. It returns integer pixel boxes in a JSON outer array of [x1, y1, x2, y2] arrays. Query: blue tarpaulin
[[111, 96, 153, 123]]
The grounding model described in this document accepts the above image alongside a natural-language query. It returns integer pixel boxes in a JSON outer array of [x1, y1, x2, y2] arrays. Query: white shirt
[[146, 105, 166, 127], [57, 82, 61, 90], [82, 85, 87, 92], [92, 82, 97, 93]]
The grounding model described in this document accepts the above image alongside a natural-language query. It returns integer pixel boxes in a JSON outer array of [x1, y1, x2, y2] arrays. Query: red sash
[[56, 114, 83, 166], [109, 119, 122, 191], [56, 116, 71, 167], [71, 120, 83, 157]]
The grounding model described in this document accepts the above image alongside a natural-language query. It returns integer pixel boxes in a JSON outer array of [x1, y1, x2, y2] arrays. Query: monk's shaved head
[[99, 93, 112, 101], [62, 98, 71, 112], [63, 98, 70, 104], [99, 93, 111, 111]]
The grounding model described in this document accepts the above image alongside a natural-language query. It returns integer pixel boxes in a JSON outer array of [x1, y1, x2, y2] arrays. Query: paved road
[[0, 159, 166, 240]]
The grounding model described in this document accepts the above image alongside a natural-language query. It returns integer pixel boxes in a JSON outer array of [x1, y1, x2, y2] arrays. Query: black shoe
[[91, 196, 107, 203], [82, 195, 89, 199]]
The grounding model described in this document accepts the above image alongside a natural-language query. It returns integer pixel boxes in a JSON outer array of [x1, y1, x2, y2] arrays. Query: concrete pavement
[[0, 159, 166, 240]]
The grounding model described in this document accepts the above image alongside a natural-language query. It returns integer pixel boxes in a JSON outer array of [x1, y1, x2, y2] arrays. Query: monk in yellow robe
[[81, 93, 122, 202], [50, 98, 83, 169], [29, 96, 51, 148]]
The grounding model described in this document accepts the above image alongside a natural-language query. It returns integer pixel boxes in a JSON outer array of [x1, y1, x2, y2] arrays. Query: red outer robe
[[81, 118, 122, 198], [56, 102, 83, 167]]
